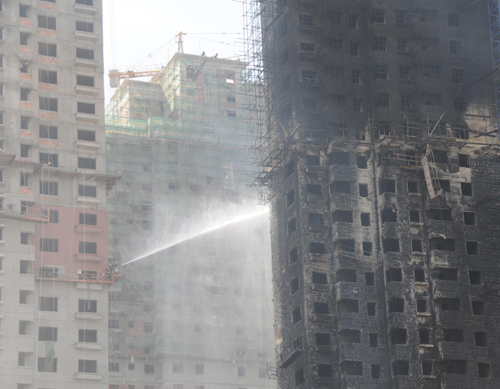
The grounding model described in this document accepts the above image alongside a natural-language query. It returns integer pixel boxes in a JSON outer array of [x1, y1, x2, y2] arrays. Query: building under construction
[[106, 53, 276, 389], [243, 0, 500, 387]]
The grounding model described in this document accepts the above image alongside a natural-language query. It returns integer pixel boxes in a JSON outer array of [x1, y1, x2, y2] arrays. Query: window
[[78, 157, 96, 170], [388, 298, 404, 313], [39, 69, 57, 84], [351, 70, 361, 84], [299, 42, 315, 52], [359, 184, 368, 197], [417, 299, 427, 313], [76, 20, 94, 33], [452, 68, 464, 83], [396, 9, 407, 24], [448, 13, 459, 27], [372, 364, 381, 379], [329, 66, 344, 80], [20, 4, 30, 17], [21, 232, 31, 245], [397, 36, 408, 52], [386, 268, 402, 283], [39, 153, 58, 167], [144, 322, 153, 333], [292, 306, 301, 324], [20, 290, 32, 304], [369, 333, 378, 347], [39, 97, 58, 111], [238, 366, 246, 376], [79, 241, 97, 254], [21, 116, 30, 130], [18, 352, 30, 367], [478, 363, 490, 378], [39, 296, 58, 311], [353, 98, 363, 112], [332, 39, 342, 52], [375, 92, 390, 108], [450, 40, 462, 55], [331, 94, 346, 109], [365, 272, 375, 285], [348, 14, 358, 29], [173, 363, 183, 373], [79, 299, 97, 313], [475, 331, 487, 346], [399, 65, 410, 80], [342, 361, 363, 376], [79, 213, 97, 226], [412, 240, 423, 252], [20, 173, 30, 187], [419, 328, 430, 344], [295, 368, 305, 386], [371, 9, 385, 23], [310, 242, 326, 254], [39, 42, 57, 57], [372, 37, 386, 51], [79, 329, 97, 343], [109, 362, 119, 372], [367, 302, 376, 316], [469, 271, 481, 285], [318, 364, 333, 377], [195, 363, 204, 374], [461, 182, 473, 196], [409, 210, 420, 222], [314, 302, 329, 314], [77, 102, 96, 114], [422, 361, 433, 376], [312, 272, 327, 284], [392, 360, 409, 376], [373, 65, 388, 80], [424, 93, 443, 106], [76, 48, 95, 60], [289, 247, 298, 264], [78, 185, 97, 197], [77, 129, 96, 142], [20, 32, 30, 46], [39, 125, 57, 139], [20, 88, 30, 101], [79, 360, 97, 373], [290, 276, 299, 294], [38, 357, 57, 372], [420, 36, 439, 50], [40, 238, 58, 252], [38, 15, 56, 30], [19, 321, 30, 335], [20, 259, 32, 274], [350, 42, 359, 56], [39, 327, 58, 341]]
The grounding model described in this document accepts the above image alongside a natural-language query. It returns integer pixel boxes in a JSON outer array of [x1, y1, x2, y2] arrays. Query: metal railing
[[0, 204, 49, 222], [36, 268, 116, 284]]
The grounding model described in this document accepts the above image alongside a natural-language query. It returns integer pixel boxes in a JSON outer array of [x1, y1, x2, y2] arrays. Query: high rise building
[[106, 53, 276, 389], [244, 0, 500, 387], [0, 0, 113, 388]]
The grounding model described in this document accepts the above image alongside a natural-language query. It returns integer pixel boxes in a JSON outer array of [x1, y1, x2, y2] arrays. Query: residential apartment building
[[245, 0, 500, 388], [106, 53, 276, 389], [0, 0, 112, 388]]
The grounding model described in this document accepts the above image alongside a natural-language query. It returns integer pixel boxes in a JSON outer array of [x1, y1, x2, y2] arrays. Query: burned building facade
[[244, 0, 500, 387]]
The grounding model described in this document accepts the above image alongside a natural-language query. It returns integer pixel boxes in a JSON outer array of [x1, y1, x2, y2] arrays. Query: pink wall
[[33, 205, 109, 274]]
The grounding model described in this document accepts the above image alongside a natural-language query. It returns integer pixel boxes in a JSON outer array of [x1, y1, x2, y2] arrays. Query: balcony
[[75, 312, 102, 321], [75, 224, 102, 234], [75, 253, 103, 262], [430, 250, 457, 268], [0, 204, 48, 223], [332, 222, 355, 241], [75, 342, 103, 350], [36, 268, 115, 284], [73, 4, 98, 14], [335, 281, 360, 301], [74, 373, 102, 380], [277, 338, 303, 369]]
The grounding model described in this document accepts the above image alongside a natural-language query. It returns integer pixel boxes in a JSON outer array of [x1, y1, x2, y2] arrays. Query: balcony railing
[[0, 204, 49, 222], [35, 268, 117, 284]]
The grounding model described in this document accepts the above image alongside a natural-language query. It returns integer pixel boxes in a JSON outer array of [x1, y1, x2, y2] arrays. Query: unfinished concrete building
[[0, 0, 114, 388], [243, 0, 500, 387], [106, 53, 276, 389]]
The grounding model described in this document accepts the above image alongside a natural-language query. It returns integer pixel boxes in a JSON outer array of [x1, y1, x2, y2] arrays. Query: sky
[[102, 0, 245, 102]]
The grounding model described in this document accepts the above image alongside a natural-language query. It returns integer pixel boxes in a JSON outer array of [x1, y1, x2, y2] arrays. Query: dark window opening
[[306, 155, 320, 166], [337, 299, 359, 313], [39, 327, 58, 341], [79, 241, 97, 254], [316, 333, 330, 346], [408, 181, 419, 193], [458, 154, 470, 167], [77, 129, 96, 142], [78, 157, 96, 170], [388, 298, 404, 313], [309, 213, 323, 225], [442, 329, 464, 342], [337, 269, 357, 282], [383, 239, 400, 253], [429, 237, 455, 251], [386, 268, 402, 283], [286, 190, 295, 206], [363, 242, 372, 256], [365, 272, 374, 286], [412, 240, 423, 252], [415, 268, 425, 282], [469, 271, 481, 285], [432, 150, 448, 163], [359, 184, 368, 197], [417, 299, 427, 313], [77, 102, 95, 114], [307, 184, 322, 195], [79, 329, 97, 343], [312, 272, 327, 284], [79, 213, 97, 226], [295, 368, 305, 386], [367, 302, 376, 316], [360, 213, 370, 226], [330, 181, 351, 194], [390, 328, 407, 345], [310, 242, 326, 254], [422, 361, 433, 376], [379, 179, 396, 194], [332, 210, 353, 223], [443, 360, 466, 375], [76, 48, 95, 60], [357, 156, 367, 168], [427, 208, 453, 221], [432, 268, 458, 281], [288, 218, 296, 235], [290, 247, 298, 264], [292, 307, 301, 324], [466, 241, 478, 255], [318, 364, 333, 378], [40, 238, 58, 252], [79, 299, 97, 313], [342, 361, 363, 376], [439, 180, 451, 192], [314, 302, 329, 314], [471, 301, 483, 315], [285, 160, 294, 178], [478, 363, 490, 379], [339, 329, 361, 343], [409, 210, 420, 222], [419, 328, 430, 344], [372, 364, 381, 379], [464, 212, 475, 225], [290, 277, 299, 295], [392, 360, 409, 376], [78, 359, 97, 373], [381, 208, 397, 223], [331, 152, 349, 165], [369, 333, 378, 347], [474, 332, 487, 347], [461, 182, 473, 196], [436, 298, 461, 311], [78, 185, 97, 197]]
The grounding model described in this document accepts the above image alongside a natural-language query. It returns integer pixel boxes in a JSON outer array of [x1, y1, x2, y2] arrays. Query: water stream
[[123, 208, 269, 266]]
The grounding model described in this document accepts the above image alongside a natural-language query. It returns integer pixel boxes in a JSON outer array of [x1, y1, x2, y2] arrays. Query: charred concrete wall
[[259, 0, 500, 387]]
